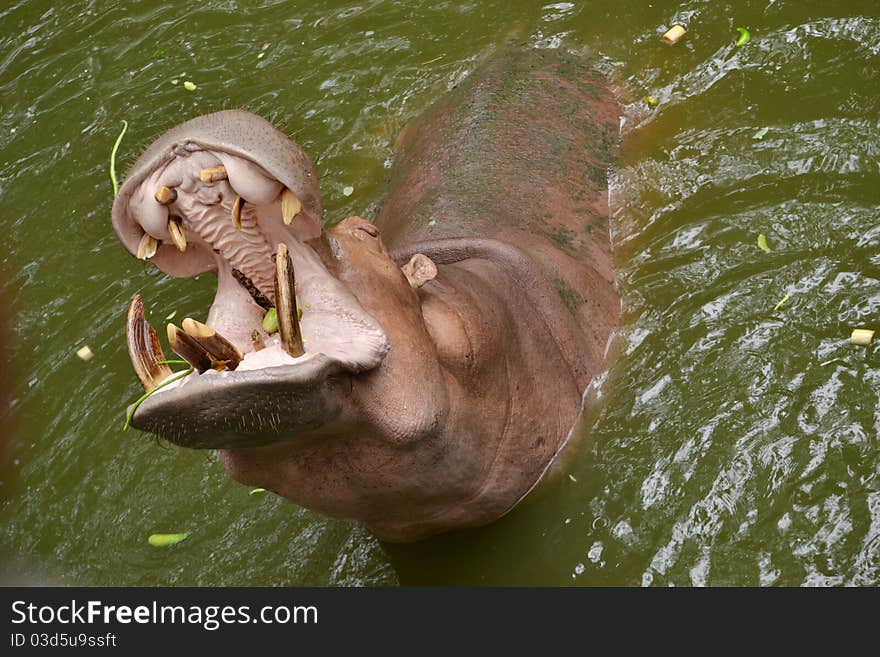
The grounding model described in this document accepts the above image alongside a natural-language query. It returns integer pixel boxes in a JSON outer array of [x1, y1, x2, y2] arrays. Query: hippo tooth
[[181, 317, 243, 370], [136, 233, 159, 260], [199, 165, 227, 184], [281, 188, 302, 226], [154, 185, 177, 205], [274, 243, 304, 357], [167, 217, 187, 252], [167, 323, 213, 373], [231, 194, 243, 230], [232, 268, 273, 311], [126, 294, 172, 392]]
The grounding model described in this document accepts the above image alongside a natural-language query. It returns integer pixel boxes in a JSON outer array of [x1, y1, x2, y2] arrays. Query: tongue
[[207, 258, 266, 352]]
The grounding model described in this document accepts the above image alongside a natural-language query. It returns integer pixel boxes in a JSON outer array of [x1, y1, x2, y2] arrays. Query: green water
[[2, 0, 878, 586]]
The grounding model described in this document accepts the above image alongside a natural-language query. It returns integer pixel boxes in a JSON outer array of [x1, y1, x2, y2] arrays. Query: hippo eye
[[356, 223, 379, 239]]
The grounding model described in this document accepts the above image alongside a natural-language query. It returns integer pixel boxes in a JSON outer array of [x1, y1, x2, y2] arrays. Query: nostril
[[355, 222, 379, 238]]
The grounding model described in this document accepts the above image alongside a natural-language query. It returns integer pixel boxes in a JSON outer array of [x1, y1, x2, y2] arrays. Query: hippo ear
[[402, 254, 437, 288]]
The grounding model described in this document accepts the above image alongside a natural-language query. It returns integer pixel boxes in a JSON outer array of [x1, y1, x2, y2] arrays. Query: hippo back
[[377, 47, 620, 383]]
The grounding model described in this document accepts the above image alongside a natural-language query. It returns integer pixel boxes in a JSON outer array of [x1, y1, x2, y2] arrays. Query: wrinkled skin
[[112, 48, 619, 541]]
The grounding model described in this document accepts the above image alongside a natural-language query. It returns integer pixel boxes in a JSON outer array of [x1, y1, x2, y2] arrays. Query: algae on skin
[[553, 277, 583, 315]]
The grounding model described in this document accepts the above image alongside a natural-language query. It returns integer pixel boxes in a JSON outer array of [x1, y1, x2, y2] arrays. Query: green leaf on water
[[753, 127, 769, 140], [643, 95, 660, 109], [757, 234, 771, 252], [249, 488, 267, 496], [342, 186, 354, 197], [735, 27, 751, 47], [109, 119, 128, 197], [773, 293, 790, 312], [568, 474, 578, 483], [148, 533, 189, 547], [183, 81, 197, 91]]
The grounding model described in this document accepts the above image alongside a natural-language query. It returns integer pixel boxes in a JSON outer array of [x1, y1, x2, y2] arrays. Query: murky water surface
[[2, 0, 878, 585]]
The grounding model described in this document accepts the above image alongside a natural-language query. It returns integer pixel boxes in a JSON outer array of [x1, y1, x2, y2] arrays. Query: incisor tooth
[[126, 294, 172, 392], [167, 323, 212, 373], [231, 194, 243, 230], [274, 243, 304, 357], [154, 186, 177, 205], [281, 188, 302, 225], [199, 165, 227, 184], [181, 318, 243, 370], [136, 233, 159, 260], [168, 218, 187, 252]]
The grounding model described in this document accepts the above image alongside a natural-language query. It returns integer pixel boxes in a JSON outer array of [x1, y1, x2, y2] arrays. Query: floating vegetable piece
[[735, 27, 751, 47], [76, 345, 94, 361], [568, 474, 577, 483], [643, 96, 660, 109], [773, 293, 790, 312], [757, 234, 771, 253], [342, 186, 354, 197], [661, 25, 687, 45], [148, 533, 189, 547], [165, 310, 177, 320], [262, 307, 278, 334], [851, 329, 875, 346], [753, 127, 769, 140], [109, 119, 128, 197], [183, 81, 197, 91], [249, 488, 267, 496]]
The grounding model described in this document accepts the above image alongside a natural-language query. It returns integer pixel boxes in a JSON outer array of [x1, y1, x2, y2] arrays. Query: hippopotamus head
[[113, 110, 450, 450]]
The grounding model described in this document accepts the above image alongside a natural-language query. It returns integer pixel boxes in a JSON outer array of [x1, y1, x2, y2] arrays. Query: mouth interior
[[124, 144, 389, 396]]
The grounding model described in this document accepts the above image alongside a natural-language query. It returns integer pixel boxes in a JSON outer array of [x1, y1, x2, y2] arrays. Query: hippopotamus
[[111, 48, 619, 542]]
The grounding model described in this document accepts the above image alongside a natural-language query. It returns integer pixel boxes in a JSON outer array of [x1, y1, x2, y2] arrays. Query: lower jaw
[[130, 353, 350, 449]]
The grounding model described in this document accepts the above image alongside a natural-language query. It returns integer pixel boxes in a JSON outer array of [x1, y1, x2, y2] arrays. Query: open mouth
[[112, 111, 389, 448]]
